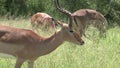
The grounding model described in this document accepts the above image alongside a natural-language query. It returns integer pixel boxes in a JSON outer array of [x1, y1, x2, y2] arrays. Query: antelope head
[[54, 20, 84, 45], [54, 0, 80, 35]]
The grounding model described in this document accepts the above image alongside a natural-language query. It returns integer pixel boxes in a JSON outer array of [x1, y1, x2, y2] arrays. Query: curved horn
[[54, 0, 73, 31], [54, 0, 72, 16]]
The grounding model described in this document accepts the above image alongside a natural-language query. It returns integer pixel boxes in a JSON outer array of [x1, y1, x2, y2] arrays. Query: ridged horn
[[54, 0, 73, 31]]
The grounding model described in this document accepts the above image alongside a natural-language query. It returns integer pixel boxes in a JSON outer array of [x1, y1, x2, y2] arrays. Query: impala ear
[[52, 18, 63, 27], [56, 20, 63, 27]]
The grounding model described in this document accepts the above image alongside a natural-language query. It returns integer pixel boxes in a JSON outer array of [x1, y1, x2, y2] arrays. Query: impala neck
[[45, 30, 64, 49], [37, 30, 64, 55]]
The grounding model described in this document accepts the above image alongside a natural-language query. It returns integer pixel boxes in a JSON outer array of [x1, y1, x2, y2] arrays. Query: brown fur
[[0, 23, 84, 68], [31, 12, 54, 30], [72, 9, 107, 36], [54, 0, 108, 37]]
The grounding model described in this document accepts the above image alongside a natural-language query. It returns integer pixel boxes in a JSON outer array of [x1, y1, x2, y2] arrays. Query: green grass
[[0, 18, 120, 68]]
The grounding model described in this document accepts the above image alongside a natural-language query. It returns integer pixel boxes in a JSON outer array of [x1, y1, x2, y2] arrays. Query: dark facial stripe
[[73, 17, 79, 27]]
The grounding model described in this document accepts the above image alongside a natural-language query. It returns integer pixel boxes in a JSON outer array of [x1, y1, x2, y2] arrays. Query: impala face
[[61, 24, 84, 45], [72, 31, 84, 45]]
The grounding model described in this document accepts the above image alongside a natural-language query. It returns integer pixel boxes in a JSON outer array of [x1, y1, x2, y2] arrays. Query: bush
[[0, 0, 119, 26]]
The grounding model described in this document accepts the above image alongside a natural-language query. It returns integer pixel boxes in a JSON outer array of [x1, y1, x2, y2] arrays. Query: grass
[[0, 18, 120, 68]]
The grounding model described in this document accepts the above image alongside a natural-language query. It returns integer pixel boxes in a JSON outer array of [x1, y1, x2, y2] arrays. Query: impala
[[54, 0, 108, 37], [31, 12, 55, 30], [0, 21, 84, 68]]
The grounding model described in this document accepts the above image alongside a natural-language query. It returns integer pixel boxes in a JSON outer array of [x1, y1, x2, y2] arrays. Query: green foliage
[[108, 0, 120, 26], [0, 0, 120, 26], [4, 0, 27, 16], [96, 0, 120, 26], [0, 0, 6, 15], [26, 0, 45, 15]]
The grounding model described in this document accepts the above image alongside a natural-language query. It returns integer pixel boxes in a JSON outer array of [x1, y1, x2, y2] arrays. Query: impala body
[[31, 12, 55, 29], [0, 21, 84, 68], [54, 0, 108, 37]]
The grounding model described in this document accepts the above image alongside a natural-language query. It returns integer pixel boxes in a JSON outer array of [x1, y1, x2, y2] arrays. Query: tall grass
[[0, 18, 119, 68]]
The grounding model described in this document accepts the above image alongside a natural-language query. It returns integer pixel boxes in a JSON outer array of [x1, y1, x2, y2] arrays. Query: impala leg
[[15, 58, 25, 68], [28, 61, 34, 68]]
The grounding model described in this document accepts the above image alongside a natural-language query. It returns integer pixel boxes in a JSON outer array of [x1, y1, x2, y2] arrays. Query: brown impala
[[0, 20, 84, 68], [54, 0, 108, 37], [31, 12, 55, 30]]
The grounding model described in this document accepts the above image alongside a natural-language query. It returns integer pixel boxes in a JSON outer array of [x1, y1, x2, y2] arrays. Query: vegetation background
[[0, 0, 120, 26], [0, 0, 119, 68]]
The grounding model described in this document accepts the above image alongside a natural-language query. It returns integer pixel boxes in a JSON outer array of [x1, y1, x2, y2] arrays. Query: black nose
[[80, 41, 84, 45]]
